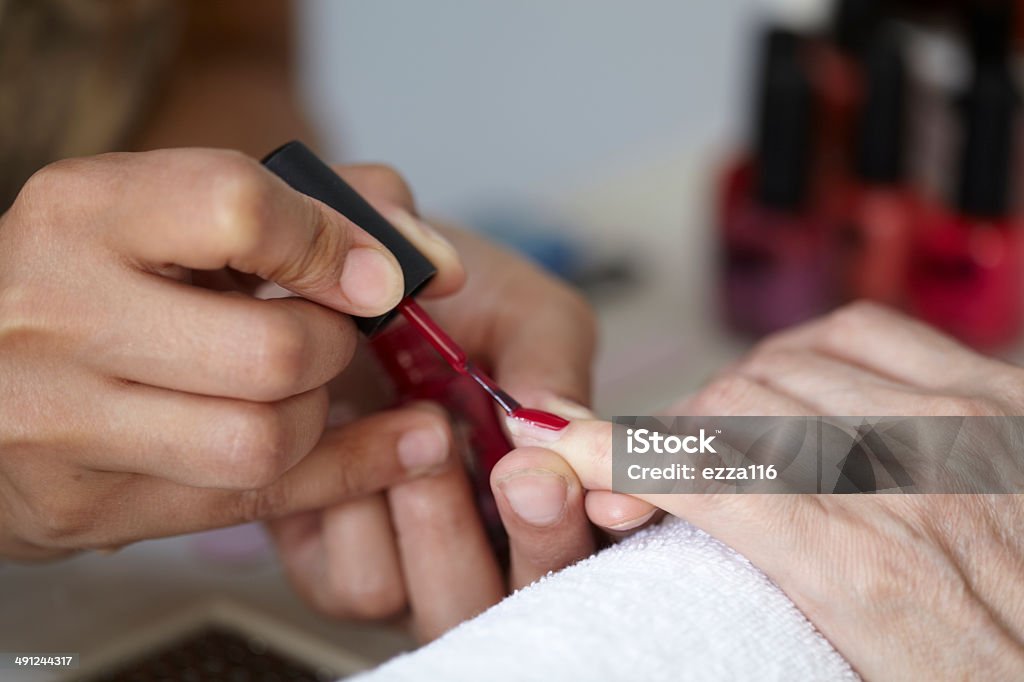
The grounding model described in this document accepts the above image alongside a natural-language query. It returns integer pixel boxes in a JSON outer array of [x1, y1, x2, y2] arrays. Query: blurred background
[[4, 0, 1024, 679], [300, 0, 1024, 415]]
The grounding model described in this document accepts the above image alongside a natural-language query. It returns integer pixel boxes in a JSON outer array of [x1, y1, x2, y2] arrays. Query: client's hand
[[509, 302, 1024, 679], [268, 203, 654, 641]]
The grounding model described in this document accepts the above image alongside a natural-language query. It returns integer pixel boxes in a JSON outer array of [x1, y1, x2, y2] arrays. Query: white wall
[[297, 0, 765, 217]]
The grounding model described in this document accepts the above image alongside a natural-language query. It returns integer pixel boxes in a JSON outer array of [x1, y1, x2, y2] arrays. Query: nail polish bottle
[[721, 28, 831, 335], [812, 0, 879, 188], [835, 25, 919, 306], [908, 62, 1023, 349], [370, 319, 510, 554]]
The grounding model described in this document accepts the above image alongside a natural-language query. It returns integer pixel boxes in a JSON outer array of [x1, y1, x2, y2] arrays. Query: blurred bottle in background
[[719, 27, 832, 336], [908, 44, 1023, 349], [834, 24, 919, 307], [717, 0, 1024, 350], [811, 0, 879, 195]]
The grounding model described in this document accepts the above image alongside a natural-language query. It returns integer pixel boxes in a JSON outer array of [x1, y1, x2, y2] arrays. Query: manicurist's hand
[[508, 303, 1024, 679], [269, 211, 656, 641], [0, 149, 463, 561]]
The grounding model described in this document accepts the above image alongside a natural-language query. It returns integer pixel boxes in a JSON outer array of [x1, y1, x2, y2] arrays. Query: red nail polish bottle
[[812, 0, 878, 187], [370, 319, 510, 553], [908, 62, 1023, 349], [835, 25, 919, 307], [721, 28, 832, 335]]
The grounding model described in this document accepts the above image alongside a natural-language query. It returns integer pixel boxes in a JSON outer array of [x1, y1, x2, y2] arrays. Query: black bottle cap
[[855, 26, 907, 184], [955, 65, 1019, 218], [966, 0, 1014, 68], [831, 0, 880, 55], [752, 28, 815, 210], [262, 141, 437, 336]]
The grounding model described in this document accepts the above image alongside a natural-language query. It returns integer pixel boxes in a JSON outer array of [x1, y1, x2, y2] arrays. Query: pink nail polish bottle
[[721, 28, 833, 335], [370, 319, 510, 554]]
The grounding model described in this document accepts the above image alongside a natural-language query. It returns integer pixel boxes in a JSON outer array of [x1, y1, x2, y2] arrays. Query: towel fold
[[352, 517, 858, 681]]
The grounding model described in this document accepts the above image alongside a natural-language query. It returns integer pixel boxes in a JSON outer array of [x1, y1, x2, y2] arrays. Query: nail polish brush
[[262, 141, 568, 431]]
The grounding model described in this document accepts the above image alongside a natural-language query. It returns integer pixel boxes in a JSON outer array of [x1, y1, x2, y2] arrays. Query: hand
[[509, 302, 1024, 679], [0, 149, 462, 560], [269, 219, 656, 641]]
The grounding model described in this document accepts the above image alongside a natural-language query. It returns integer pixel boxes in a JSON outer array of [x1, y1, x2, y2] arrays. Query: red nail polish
[[908, 63, 1023, 349], [397, 299, 567, 431], [509, 408, 570, 431]]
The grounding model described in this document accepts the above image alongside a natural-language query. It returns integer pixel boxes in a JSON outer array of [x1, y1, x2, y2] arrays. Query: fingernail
[[497, 471, 568, 527], [505, 415, 566, 445], [606, 508, 657, 531], [397, 426, 449, 473], [339, 247, 403, 312]]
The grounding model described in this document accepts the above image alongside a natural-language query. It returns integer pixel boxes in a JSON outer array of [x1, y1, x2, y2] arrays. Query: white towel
[[352, 517, 858, 682]]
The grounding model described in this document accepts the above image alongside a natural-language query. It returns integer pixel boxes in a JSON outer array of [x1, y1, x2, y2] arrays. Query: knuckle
[[218, 403, 292, 489], [691, 375, 758, 415], [234, 484, 289, 523], [981, 366, 1024, 408], [206, 152, 272, 257], [16, 159, 78, 205], [0, 283, 46, 347], [247, 310, 309, 400], [11, 159, 93, 227], [737, 343, 778, 374], [929, 395, 1002, 417], [821, 301, 889, 343], [26, 494, 91, 544]]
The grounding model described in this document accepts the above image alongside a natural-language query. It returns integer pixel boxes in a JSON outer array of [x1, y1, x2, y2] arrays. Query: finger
[[759, 302, 1003, 392], [491, 448, 596, 589], [319, 496, 406, 619], [86, 275, 356, 401], [423, 228, 597, 408], [85, 382, 330, 488], [505, 376, 814, 493], [388, 459, 504, 642], [268, 496, 407, 620], [335, 165, 465, 298], [584, 490, 660, 534], [505, 420, 615, 492], [491, 284, 597, 409], [36, 404, 455, 552], [734, 348, 932, 416], [93, 149, 404, 316]]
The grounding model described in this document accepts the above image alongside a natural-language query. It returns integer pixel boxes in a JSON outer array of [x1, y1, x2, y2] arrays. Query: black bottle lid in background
[[752, 28, 815, 210], [955, 65, 1019, 218], [855, 26, 907, 185], [831, 0, 880, 56], [966, 0, 1014, 68]]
